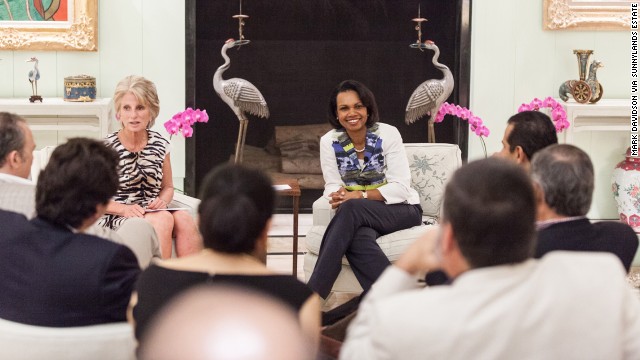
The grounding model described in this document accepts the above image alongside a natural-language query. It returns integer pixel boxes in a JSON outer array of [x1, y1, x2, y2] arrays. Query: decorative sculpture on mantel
[[27, 57, 42, 103], [558, 49, 604, 104], [213, 1, 269, 164], [405, 6, 454, 143]]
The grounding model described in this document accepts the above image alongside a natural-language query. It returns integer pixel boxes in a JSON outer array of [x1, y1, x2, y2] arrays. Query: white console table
[[560, 99, 630, 143], [559, 99, 630, 219], [0, 98, 112, 138]]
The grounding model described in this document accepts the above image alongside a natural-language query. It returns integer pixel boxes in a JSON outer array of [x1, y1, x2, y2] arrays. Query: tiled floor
[[266, 213, 312, 280]]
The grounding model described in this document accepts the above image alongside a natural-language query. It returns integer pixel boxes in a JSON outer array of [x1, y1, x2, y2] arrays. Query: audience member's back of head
[[507, 111, 558, 160], [197, 164, 275, 254], [36, 138, 119, 228], [139, 285, 314, 360], [443, 158, 536, 268], [531, 144, 594, 217]]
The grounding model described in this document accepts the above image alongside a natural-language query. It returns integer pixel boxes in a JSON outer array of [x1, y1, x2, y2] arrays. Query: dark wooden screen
[[185, 0, 471, 198]]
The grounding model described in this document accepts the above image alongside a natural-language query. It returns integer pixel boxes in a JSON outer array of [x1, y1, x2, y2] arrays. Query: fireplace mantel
[[0, 98, 112, 139]]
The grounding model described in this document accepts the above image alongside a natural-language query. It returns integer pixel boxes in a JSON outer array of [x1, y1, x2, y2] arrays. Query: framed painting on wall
[[544, 0, 632, 30], [0, 0, 97, 51]]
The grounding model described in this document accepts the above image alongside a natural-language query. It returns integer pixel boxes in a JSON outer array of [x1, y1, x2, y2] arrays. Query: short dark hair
[[198, 164, 275, 254], [0, 112, 27, 167], [327, 80, 379, 129], [507, 111, 558, 160], [531, 144, 593, 216], [36, 138, 120, 228], [442, 158, 536, 268]]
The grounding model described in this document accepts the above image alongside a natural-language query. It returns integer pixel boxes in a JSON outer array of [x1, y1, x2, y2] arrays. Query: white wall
[[0, 0, 186, 189], [0, 1, 628, 216], [470, 1, 629, 219]]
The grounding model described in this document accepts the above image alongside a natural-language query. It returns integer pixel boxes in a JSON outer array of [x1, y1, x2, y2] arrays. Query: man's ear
[[514, 146, 529, 164], [441, 222, 456, 254], [5, 150, 20, 169]]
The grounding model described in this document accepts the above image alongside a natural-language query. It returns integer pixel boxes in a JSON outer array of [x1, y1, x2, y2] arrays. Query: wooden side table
[[274, 179, 301, 275]]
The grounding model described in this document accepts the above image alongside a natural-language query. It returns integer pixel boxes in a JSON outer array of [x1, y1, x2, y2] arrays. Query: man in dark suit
[[532, 144, 638, 271], [0, 138, 140, 327], [0, 112, 160, 268]]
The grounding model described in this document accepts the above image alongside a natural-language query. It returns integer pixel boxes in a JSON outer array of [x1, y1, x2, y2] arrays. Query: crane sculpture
[[26, 57, 42, 103], [405, 40, 454, 143], [213, 38, 269, 164]]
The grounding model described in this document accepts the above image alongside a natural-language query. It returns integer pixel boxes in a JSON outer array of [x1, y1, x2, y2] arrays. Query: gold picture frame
[[544, 0, 631, 30], [0, 0, 97, 51]]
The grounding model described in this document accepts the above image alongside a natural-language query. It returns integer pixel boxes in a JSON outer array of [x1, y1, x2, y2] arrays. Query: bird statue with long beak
[[405, 40, 454, 142], [26, 57, 42, 103], [213, 38, 269, 164]]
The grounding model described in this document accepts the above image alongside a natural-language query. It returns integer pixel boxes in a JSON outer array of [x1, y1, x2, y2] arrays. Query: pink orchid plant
[[435, 102, 490, 157], [517, 97, 569, 133], [164, 107, 209, 138]]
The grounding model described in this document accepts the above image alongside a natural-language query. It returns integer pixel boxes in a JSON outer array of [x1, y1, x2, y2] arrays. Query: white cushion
[[30, 146, 56, 183], [306, 224, 434, 263], [405, 143, 462, 218], [0, 318, 135, 360]]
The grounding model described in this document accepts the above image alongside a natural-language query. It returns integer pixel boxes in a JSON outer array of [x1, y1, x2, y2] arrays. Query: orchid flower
[[435, 102, 490, 157], [164, 107, 209, 138], [518, 96, 568, 133]]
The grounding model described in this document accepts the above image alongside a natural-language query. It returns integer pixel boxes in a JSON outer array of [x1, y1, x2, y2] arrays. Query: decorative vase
[[612, 147, 640, 232]]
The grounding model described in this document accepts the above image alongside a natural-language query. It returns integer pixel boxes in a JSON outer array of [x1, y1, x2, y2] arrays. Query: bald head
[[139, 285, 314, 360]]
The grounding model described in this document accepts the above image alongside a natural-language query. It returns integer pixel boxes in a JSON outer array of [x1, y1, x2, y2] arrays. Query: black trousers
[[307, 199, 422, 299]]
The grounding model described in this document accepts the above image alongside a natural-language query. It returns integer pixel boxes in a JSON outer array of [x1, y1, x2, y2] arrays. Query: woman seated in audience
[[130, 164, 321, 348], [99, 75, 201, 258]]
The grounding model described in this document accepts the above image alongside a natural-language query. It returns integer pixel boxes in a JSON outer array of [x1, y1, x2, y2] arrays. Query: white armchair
[[0, 318, 135, 360], [304, 143, 462, 295]]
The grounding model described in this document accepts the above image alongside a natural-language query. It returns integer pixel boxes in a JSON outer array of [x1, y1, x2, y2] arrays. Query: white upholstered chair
[[304, 143, 462, 295], [0, 318, 136, 360]]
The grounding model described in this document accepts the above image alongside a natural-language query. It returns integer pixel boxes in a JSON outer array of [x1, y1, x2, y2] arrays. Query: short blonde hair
[[113, 75, 160, 127]]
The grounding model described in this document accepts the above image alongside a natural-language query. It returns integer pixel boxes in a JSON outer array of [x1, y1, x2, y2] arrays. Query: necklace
[[354, 147, 365, 153]]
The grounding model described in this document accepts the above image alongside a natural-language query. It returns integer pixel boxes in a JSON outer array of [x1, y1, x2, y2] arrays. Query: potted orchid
[[517, 96, 569, 133], [435, 102, 491, 157], [164, 107, 209, 138]]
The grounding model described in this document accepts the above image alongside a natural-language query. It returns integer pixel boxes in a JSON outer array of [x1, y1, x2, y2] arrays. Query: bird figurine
[[26, 57, 42, 102], [213, 38, 269, 164], [405, 40, 454, 143]]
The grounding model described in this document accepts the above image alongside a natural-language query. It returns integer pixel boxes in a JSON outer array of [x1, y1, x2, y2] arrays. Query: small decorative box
[[64, 75, 96, 102]]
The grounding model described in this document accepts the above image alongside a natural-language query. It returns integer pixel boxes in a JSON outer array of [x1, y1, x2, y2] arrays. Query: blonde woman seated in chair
[[99, 75, 201, 258]]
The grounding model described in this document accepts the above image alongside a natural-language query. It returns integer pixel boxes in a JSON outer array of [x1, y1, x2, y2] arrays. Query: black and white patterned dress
[[99, 130, 171, 230]]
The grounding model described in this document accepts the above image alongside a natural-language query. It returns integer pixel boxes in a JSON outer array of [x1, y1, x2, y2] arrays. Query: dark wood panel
[[185, 0, 472, 196]]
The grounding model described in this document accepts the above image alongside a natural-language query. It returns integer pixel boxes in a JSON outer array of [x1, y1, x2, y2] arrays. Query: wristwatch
[[361, 191, 368, 199]]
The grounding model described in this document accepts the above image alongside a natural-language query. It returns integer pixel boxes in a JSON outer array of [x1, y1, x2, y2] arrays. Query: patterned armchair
[[304, 143, 462, 295]]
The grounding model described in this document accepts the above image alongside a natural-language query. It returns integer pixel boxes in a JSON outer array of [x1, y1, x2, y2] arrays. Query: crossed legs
[[307, 199, 422, 298]]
